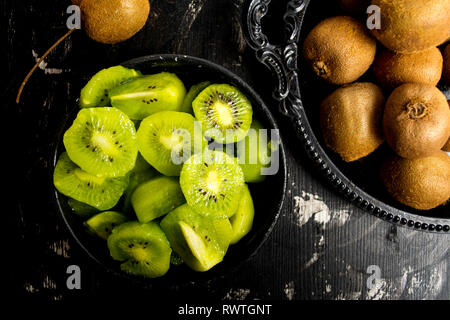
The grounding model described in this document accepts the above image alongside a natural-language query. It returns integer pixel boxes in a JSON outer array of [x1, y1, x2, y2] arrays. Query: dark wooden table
[[5, 0, 449, 301]]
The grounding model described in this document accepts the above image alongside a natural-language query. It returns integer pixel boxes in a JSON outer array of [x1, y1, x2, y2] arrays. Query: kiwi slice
[[380, 151, 450, 210], [180, 81, 212, 114], [180, 150, 245, 218], [229, 184, 254, 245], [160, 204, 232, 272], [67, 198, 99, 218], [137, 111, 206, 176], [236, 120, 272, 183], [109, 72, 186, 120], [121, 154, 159, 213], [192, 84, 253, 144], [63, 107, 138, 178], [54, 153, 130, 211], [131, 176, 185, 223], [79, 65, 141, 108], [84, 211, 128, 240], [107, 221, 172, 278]]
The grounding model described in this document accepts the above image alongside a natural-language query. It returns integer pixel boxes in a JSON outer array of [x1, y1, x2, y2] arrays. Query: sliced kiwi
[[54, 152, 129, 211], [170, 251, 184, 266], [236, 119, 272, 183], [84, 211, 128, 240], [180, 150, 245, 218], [109, 72, 186, 120], [121, 154, 159, 214], [160, 204, 232, 272], [180, 81, 212, 114], [131, 176, 185, 223], [137, 111, 206, 176], [193, 84, 253, 144], [67, 198, 99, 218], [107, 221, 172, 278], [229, 184, 254, 245], [79, 65, 141, 108], [63, 107, 138, 178]]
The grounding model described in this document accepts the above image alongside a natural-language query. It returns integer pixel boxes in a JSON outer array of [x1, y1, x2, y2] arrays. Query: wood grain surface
[[5, 0, 449, 300]]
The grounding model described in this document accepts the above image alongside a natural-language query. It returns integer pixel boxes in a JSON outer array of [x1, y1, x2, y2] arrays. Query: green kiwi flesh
[[54, 152, 130, 211], [180, 150, 245, 219], [67, 198, 99, 218], [137, 111, 206, 176], [131, 176, 185, 223], [107, 221, 172, 278], [193, 84, 253, 144], [236, 119, 272, 183], [229, 184, 254, 245], [84, 211, 128, 240], [160, 204, 232, 272], [109, 72, 186, 120], [80, 65, 141, 108], [63, 107, 138, 178], [180, 81, 212, 114]]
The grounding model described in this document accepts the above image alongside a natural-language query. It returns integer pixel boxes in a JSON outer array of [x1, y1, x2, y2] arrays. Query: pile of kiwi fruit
[[304, 0, 450, 211], [54, 65, 276, 278]]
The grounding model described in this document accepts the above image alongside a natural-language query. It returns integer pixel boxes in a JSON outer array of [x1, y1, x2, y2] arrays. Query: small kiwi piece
[[79, 66, 141, 108], [63, 107, 138, 178], [137, 111, 206, 176], [131, 176, 185, 223], [193, 84, 253, 144], [383, 83, 450, 159], [68, 198, 99, 218], [236, 120, 272, 183], [180, 150, 245, 219], [107, 221, 172, 278], [81, 0, 150, 44], [370, 0, 450, 53], [54, 153, 130, 211], [160, 204, 232, 272], [338, 0, 370, 14], [373, 48, 443, 89], [380, 151, 450, 210], [229, 184, 254, 245], [443, 44, 450, 85], [302, 16, 376, 85], [180, 81, 212, 114], [320, 82, 385, 162], [109, 73, 186, 120], [170, 252, 184, 266], [84, 211, 128, 240]]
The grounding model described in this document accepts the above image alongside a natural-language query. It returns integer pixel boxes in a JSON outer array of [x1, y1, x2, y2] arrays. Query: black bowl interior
[[53, 54, 287, 285], [296, 1, 450, 222]]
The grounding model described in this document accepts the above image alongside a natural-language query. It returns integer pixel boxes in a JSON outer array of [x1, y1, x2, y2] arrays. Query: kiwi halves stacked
[[307, 2, 450, 211], [54, 65, 268, 278]]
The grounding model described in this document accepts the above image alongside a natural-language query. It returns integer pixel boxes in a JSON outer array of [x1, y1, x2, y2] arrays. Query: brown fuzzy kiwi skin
[[380, 151, 450, 210], [373, 48, 443, 89], [72, 0, 83, 6], [81, 0, 150, 44], [320, 82, 385, 162], [303, 16, 377, 85], [444, 44, 450, 85], [382, 83, 450, 160], [338, 0, 370, 15], [370, 0, 450, 53]]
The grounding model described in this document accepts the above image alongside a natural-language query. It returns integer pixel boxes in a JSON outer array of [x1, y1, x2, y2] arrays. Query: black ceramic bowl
[[245, 0, 450, 233], [53, 54, 287, 285]]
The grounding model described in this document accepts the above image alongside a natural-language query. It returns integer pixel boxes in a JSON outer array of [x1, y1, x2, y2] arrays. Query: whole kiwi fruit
[[320, 82, 385, 162], [380, 151, 450, 210], [382, 83, 450, 159], [81, 0, 150, 44], [370, 0, 450, 53], [373, 47, 443, 89], [443, 44, 450, 85], [303, 16, 376, 85], [338, 0, 370, 14]]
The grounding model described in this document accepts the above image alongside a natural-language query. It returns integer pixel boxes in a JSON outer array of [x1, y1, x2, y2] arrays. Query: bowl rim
[[52, 53, 288, 286]]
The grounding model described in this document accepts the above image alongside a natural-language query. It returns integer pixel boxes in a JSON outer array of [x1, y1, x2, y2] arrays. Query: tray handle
[[245, 0, 309, 119]]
